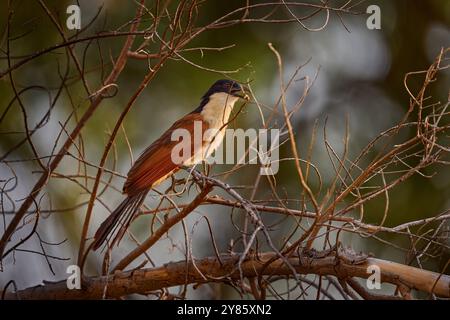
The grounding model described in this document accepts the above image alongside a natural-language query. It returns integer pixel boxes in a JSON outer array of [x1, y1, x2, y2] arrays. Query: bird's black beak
[[231, 84, 250, 101]]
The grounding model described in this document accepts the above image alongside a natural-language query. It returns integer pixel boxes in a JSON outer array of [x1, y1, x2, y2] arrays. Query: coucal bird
[[92, 79, 247, 250]]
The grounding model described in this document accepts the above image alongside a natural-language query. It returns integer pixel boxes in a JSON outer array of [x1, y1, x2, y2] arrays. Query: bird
[[92, 79, 247, 250]]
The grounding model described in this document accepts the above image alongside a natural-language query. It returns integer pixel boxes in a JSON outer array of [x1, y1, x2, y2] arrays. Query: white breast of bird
[[185, 92, 239, 165]]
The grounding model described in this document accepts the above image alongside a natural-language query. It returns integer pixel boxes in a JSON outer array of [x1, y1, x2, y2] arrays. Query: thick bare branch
[[3, 250, 449, 299]]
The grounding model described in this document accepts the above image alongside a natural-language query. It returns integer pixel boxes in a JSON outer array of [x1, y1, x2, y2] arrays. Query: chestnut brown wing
[[123, 112, 206, 195]]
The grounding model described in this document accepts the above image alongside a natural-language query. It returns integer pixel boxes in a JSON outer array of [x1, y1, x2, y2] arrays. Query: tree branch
[[0, 1, 144, 259], [3, 251, 449, 299]]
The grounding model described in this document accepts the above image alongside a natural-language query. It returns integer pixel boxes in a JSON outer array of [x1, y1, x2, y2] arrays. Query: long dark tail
[[92, 192, 147, 251]]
